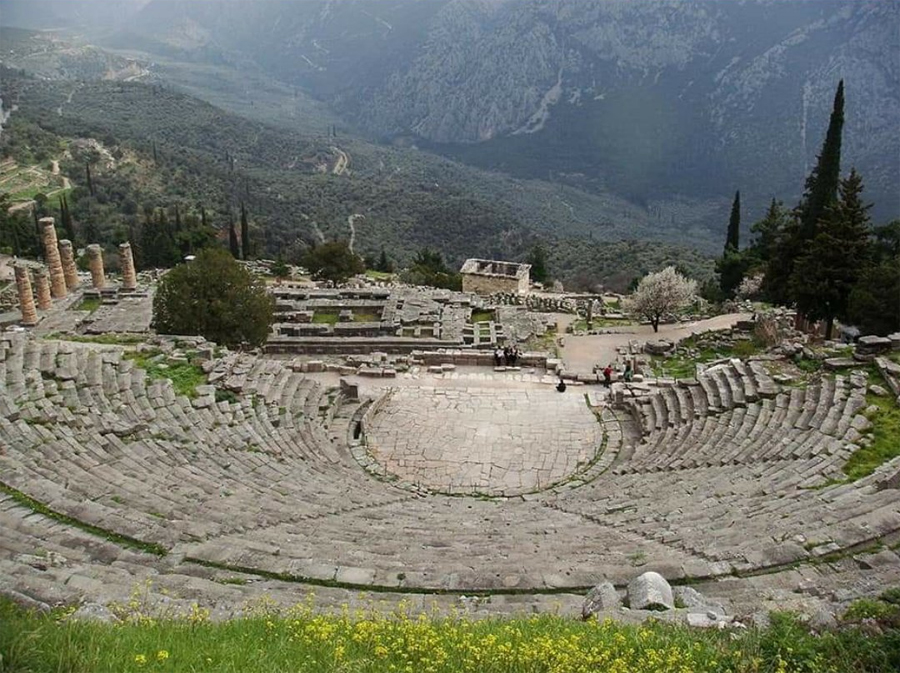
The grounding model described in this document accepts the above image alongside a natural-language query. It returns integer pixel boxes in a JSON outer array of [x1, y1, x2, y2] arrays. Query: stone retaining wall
[[413, 349, 549, 368]]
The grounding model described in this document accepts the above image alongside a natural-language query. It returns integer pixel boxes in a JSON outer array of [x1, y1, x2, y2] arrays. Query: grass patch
[[650, 336, 764, 379], [470, 310, 494, 324], [311, 312, 339, 325], [75, 297, 102, 313], [842, 388, 900, 482], [526, 327, 558, 357], [125, 351, 207, 399], [364, 269, 394, 281], [650, 357, 697, 380], [1, 598, 898, 673], [352, 312, 381, 323]]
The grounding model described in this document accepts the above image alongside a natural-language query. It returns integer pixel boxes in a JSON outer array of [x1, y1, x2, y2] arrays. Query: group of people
[[601, 361, 633, 387], [494, 344, 522, 367]]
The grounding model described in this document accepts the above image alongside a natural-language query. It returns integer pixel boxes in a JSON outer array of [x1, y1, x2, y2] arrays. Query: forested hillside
[[102, 0, 900, 229], [0, 67, 713, 290]]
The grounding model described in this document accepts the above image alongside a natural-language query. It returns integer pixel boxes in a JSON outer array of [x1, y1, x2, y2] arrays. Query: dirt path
[[331, 146, 349, 175], [347, 213, 364, 253], [560, 312, 753, 373]]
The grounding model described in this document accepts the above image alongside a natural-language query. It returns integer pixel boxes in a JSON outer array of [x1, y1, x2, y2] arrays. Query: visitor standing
[[603, 364, 613, 388]]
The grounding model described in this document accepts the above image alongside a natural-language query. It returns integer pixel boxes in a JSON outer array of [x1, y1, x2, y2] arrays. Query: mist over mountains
[[3, 0, 899, 239]]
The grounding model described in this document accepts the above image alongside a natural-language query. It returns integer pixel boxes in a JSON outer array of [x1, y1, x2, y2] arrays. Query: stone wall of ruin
[[462, 273, 528, 296]]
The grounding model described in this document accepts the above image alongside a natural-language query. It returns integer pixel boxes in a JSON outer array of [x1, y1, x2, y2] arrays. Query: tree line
[[714, 80, 899, 338]]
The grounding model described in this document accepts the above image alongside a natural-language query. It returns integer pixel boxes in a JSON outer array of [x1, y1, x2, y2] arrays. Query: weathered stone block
[[582, 581, 621, 619], [627, 571, 674, 611]]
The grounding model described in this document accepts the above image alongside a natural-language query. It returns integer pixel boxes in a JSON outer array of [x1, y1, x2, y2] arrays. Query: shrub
[[153, 248, 274, 349]]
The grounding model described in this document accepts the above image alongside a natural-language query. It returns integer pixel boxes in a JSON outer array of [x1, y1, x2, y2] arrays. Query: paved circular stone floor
[[364, 387, 603, 495]]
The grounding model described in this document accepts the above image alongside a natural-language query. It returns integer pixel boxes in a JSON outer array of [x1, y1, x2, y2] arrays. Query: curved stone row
[[1, 334, 899, 609], [614, 360, 867, 479]]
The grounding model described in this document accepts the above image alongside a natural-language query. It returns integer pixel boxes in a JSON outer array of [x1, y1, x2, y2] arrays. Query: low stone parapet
[[413, 349, 549, 368]]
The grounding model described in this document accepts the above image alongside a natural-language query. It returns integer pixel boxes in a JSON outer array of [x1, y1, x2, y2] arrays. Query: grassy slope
[[2, 596, 899, 673]]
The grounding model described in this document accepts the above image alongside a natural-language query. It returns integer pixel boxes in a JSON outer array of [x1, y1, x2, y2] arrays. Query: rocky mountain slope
[[112, 0, 899, 226]]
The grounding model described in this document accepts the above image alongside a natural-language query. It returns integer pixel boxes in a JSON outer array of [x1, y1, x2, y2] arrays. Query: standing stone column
[[86, 244, 106, 289], [33, 267, 52, 310], [59, 239, 80, 289], [119, 242, 137, 291], [14, 264, 38, 326], [39, 217, 67, 298]]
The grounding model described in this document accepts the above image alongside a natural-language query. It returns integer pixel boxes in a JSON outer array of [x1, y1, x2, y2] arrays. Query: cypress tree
[[725, 190, 740, 252], [85, 163, 94, 196], [174, 204, 182, 231], [798, 80, 844, 242], [766, 80, 845, 307], [200, 206, 208, 230], [59, 195, 76, 244], [791, 168, 871, 339], [717, 190, 745, 299], [228, 213, 240, 259], [240, 202, 250, 260], [527, 244, 549, 285], [750, 199, 789, 266]]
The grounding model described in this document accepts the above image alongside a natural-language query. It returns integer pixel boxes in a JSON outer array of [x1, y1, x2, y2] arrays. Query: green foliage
[[843, 599, 900, 623], [848, 220, 900, 336], [2, 598, 899, 673], [270, 258, 290, 278], [0, 73, 719, 291], [791, 169, 872, 338], [650, 336, 762, 379], [716, 248, 749, 300], [302, 240, 365, 283], [240, 202, 251, 260], [725, 190, 741, 252], [765, 80, 845, 308], [125, 351, 207, 399], [401, 248, 462, 290], [797, 80, 844, 243], [75, 298, 101, 313], [311, 312, 339, 325], [139, 206, 218, 270], [375, 247, 394, 274], [153, 249, 274, 348], [842, 388, 900, 482], [527, 243, 549, 284]]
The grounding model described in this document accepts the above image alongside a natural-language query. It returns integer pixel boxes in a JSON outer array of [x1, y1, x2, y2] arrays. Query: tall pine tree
[[791, 168, 871, 339]]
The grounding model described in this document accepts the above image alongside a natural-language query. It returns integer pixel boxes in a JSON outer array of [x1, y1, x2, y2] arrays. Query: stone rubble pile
[[582, 572, 739, 628]]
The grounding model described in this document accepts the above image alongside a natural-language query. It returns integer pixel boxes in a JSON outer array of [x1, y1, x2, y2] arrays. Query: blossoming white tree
[[626, 266, 698, 332]]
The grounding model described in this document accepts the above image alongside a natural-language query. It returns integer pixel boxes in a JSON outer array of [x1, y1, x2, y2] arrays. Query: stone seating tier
[[1, 334, 898, 605]]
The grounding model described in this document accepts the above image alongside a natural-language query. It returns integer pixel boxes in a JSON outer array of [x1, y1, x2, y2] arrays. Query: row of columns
[[14, 216, 138, 327]]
